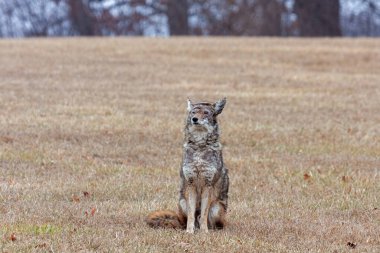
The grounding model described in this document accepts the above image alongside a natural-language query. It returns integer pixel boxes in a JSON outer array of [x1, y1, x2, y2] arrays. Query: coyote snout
[[146, 97, 229, 234], [192, 117, 198, 123]]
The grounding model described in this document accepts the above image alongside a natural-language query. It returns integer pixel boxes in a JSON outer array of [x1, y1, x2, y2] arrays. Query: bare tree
[[341, 0, 380, 36], [294, 0, 341, 36], [167, 0, 189, 35], [188, 0, 284, 36], [0, 0, 68, 37], [256, 0, 283, 36], [67, 0, 98, 35], [83, 0, 190, 36], [63, 0, 162, 36]]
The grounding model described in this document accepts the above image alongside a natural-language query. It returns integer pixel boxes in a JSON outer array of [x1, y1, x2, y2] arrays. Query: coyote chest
[[182, 146, 220, 185]]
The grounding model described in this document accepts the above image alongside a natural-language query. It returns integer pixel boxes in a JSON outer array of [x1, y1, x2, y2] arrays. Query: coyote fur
[[146, 98, 229, 233]]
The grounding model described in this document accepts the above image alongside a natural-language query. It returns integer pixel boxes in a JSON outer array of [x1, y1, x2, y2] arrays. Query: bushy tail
[[145, 210, 186, 229]]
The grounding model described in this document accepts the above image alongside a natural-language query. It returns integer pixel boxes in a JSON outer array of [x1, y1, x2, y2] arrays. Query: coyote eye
[[204, 111, 209, 115]]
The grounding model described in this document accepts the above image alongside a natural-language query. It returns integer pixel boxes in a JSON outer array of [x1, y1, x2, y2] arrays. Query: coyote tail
[[145, 210, 186, 229]]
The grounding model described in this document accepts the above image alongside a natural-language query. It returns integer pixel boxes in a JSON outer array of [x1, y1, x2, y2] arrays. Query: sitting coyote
[[146, 98, 229, 233]]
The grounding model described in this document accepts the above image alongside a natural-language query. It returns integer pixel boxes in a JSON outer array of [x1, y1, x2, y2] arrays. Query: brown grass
[[0, 38, 379, 252]]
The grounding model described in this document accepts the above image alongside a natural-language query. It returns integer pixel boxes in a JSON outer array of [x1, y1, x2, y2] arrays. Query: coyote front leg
[[200, 186, 211, 232], [186, 185, 197, 233]]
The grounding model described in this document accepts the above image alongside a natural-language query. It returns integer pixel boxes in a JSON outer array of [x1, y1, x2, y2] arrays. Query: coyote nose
[[192, 117, 198, 123]]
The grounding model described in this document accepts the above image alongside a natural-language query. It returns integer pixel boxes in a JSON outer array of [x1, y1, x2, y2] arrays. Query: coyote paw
[[186, 224, 195, 234], [200, 225, 209, 233]]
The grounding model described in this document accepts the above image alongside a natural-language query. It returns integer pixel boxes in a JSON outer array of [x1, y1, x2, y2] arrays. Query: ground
[[0, 38, 379, 252]]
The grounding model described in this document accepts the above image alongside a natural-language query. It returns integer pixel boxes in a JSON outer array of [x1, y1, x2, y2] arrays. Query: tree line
[[0, 0, 379, 37]]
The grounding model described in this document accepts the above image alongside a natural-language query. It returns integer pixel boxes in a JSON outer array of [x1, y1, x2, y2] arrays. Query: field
[[0, 38, 379, 252]]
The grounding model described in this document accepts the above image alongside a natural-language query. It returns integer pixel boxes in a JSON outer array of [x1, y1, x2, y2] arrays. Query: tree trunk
[[294, 0, 341, 36], [259, 0, 283, 36], [68, 0, 97, 36], [167, 0, 189, 35]]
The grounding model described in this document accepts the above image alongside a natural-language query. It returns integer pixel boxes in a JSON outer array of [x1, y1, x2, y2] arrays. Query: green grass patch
[[1, 223, 61, 236]]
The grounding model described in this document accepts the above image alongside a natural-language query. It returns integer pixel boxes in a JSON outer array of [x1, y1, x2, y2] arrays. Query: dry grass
[[0, 37, 379, 252]]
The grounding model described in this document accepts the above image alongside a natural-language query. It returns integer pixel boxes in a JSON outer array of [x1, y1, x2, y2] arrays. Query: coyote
[[146, 98, 229, 233]]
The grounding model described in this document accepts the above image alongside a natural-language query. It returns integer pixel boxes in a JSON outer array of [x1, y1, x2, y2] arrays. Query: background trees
[[0, 0, 379, 37], [294, 0, 341, 36]]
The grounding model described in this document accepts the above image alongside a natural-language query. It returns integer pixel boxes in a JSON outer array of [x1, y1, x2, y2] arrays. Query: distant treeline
[[0, 0, 379, 37]]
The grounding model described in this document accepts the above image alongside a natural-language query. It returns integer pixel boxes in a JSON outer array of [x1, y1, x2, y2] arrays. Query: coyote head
[[185, 98, 226, 143]]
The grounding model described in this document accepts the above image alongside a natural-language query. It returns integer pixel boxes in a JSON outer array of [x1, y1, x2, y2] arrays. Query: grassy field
[[0, 38, 379, 252]]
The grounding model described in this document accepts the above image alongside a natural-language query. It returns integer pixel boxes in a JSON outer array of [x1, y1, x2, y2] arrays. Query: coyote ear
[[214, 97, 226, 115], [187, 98, 193, 112]]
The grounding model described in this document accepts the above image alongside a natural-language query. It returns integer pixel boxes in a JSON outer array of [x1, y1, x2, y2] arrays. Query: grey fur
[[178, 98, 229, 233]]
